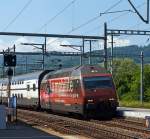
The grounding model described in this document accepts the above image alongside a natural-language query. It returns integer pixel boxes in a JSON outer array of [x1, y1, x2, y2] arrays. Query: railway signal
[[4, 54, 16, 67]]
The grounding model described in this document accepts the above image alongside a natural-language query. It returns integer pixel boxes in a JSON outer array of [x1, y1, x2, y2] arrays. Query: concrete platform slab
[[0, 122, 62, 139], [117, 107, 150, 119]]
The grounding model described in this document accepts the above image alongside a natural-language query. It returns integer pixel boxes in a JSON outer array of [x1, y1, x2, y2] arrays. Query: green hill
[[0, 44, 150, 77]]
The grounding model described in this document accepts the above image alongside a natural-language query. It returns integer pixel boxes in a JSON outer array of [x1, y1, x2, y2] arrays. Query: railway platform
[[0, 121, 62, 139], [117, 107, 150, 119]]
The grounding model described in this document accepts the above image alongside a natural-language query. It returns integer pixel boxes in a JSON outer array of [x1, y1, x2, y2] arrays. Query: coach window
[[21, 94, 23, 99], [33, 84, 36, 91], [18, 94, 20, 98], [27, 85, 30, 91]]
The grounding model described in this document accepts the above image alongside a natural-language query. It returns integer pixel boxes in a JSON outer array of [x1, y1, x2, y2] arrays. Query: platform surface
[[0, 122, 62, 139], [117, 107, 150, 119]]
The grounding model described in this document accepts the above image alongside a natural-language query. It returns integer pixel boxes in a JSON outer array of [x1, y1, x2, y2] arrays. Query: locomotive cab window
[[83, 76, 113, 89]]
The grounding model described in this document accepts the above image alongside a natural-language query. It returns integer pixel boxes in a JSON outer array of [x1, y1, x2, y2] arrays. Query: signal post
[[3, 45, 16, 122]]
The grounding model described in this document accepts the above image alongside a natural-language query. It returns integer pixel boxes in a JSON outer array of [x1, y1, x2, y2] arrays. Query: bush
[[113, 59, 150, 103]]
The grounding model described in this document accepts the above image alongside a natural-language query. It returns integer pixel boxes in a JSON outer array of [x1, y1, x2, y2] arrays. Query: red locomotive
[[40, 65, 118, 117]]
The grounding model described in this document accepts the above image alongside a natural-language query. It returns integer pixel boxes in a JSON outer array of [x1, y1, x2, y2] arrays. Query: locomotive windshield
[[83, 76, 113, 89]]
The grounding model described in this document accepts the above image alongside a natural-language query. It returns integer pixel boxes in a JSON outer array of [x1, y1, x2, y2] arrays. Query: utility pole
[[80, 45, 82, 66], [81, 38, 85, 66], [60, 44, 82, 65], [42, 44, 45, 70], [21, 43, 45, 70], [44, 37, 47, 69], [13, 45, 16, 76], [104, 23, 108, 70], [89, 40, 92, 64], [2, 50, 5, 78], [25, 56, 28, 73], [44, 37, 47, 53], [84, 40, 98, 65], [140, 51, 144, 104], [111, 35, 114, 74]]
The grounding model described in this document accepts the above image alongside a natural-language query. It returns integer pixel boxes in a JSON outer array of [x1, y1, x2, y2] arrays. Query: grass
[[119, 101, 150, 109]]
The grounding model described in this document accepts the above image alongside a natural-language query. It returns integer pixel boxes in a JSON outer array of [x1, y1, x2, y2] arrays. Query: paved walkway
[[0, 122, 62, 139]]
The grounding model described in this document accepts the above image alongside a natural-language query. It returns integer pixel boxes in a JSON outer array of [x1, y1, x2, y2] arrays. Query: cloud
[[47, 38, 79, 52], [0, 39, 10, 51], [0, 36, 130, 53], [98, 36, 130, 49], [0, 37, 37, 52], [0, 37, 75, 53], [14, 37, 36, 52], [113, 37, 130, 47]]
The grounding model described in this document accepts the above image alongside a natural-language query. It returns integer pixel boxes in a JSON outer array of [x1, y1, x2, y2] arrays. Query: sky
[[0, 0, 149, 52]]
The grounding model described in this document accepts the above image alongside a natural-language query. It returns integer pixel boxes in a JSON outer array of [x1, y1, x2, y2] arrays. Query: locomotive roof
[[53, 65, 107, 74], [12, 71, 44, 81], [0, 70, 49, 84], [45, 65, 108, 79]]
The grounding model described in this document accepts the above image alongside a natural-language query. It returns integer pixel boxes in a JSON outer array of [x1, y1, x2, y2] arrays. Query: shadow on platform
[[0, 120, 62, 139]]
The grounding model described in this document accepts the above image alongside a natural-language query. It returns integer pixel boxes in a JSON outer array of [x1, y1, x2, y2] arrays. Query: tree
[[113, 59, 140, 101]]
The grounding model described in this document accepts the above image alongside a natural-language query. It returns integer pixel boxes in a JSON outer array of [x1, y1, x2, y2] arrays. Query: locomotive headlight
[[109, 98, 115, 101], [87, 99, 94, 102], [91, 70, 98, 73]]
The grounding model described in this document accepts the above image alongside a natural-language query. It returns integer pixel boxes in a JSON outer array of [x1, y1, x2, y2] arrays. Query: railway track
[[91, 118, 150, 139], [17, 109, 150, 139]]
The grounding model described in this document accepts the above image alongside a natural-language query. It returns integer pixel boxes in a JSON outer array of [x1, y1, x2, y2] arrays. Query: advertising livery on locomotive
[[0, 65, 118, 118]]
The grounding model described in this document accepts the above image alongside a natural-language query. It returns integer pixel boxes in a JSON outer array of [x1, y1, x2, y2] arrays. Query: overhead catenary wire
[[85, 1, 146, 36], [104, 0, 124, 13], [2, 0, 33, 31], [47, 0, 124, 46], [67, 0, 124, 34], [110, 2, 147, 46], [37, 0, 77, 33], [70, 1, 146, 50]]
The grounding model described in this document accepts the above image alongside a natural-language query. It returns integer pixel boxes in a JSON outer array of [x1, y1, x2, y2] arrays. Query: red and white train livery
[[0, 65, 118, 117]]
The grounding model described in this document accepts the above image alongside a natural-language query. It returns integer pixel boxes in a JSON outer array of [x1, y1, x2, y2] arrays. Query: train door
[[40, 81, 52, 109], [70, 79, 82, 113], [46, 81, 52, 109]]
